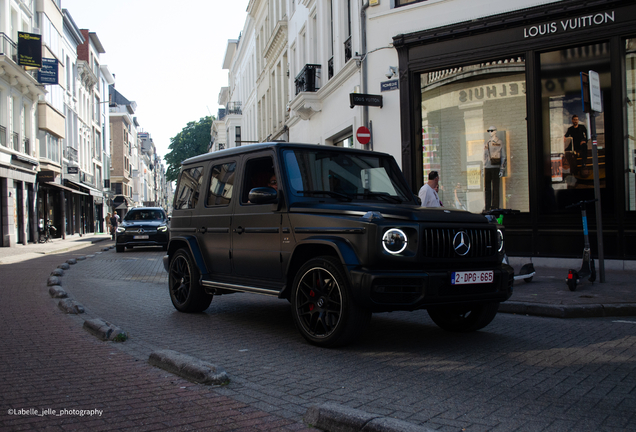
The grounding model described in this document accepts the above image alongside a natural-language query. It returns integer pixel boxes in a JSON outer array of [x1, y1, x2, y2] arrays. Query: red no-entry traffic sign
[[356, 126, 371, 145]]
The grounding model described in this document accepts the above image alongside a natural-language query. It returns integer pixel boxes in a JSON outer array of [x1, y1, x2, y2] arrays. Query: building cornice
[[264, 19, 288, 66]]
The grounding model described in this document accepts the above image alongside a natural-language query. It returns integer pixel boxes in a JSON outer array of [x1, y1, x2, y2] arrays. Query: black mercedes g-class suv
[[164, 143, 513, 347]]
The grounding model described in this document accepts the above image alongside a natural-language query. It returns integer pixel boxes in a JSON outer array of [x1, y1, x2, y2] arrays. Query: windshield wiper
[[297, 190, 353, 202], [352, 192, 403, 203]]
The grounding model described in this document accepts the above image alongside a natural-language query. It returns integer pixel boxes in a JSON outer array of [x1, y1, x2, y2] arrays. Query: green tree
[[164, 116, 213, 182]]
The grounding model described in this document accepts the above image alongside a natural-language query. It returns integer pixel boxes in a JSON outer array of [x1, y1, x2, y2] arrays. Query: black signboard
[[17, 32, 42, 68], [349, 93, 383, 109], [67, 166, 79, 174], [38, 58, 58, 85]]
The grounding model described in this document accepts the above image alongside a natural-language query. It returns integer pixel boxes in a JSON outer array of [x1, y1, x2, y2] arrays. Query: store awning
[[44, 182, 89, 195], [65, 179, 104, 198]]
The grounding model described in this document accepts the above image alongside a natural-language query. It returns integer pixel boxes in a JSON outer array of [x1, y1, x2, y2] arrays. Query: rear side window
[[174, 166, 204, 210], [207, 162, 236, 206]]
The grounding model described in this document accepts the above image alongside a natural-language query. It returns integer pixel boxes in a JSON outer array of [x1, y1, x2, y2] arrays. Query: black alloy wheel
[[168, 248, 212, 313], [291, 256, 370, 347], [427, 302, 500, 332]]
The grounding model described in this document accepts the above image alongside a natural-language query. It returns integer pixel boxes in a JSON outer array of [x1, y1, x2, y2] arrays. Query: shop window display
[[626, 38, 636, 211], [420, 58, 529, 213], [540, 42, 610, 212]]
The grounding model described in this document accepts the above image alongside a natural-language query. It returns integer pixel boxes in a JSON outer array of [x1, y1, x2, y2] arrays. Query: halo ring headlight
[[497, 229, 504, 252], [382, 228, 408, 255]]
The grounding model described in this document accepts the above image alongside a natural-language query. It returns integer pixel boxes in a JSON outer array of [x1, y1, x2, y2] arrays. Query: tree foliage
[[164, 116, 213, 182]]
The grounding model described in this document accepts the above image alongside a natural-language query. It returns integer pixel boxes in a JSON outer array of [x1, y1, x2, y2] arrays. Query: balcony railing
[[227, 101, 242, 115], [0, 33, 17, 62], [295, 64, 322, 95], [12, 132, 19, 152], [0, 125, 6, 147], [344, 36, 352, 63], [328, 57, 334, 80]]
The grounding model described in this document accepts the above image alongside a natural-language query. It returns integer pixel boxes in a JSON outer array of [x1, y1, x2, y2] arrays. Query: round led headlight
[[497, 229, 504, 252], [382, 228, 408, 255]]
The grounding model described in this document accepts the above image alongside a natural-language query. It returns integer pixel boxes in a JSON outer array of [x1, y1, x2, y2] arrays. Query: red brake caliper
[[309, 289, 315, 311]]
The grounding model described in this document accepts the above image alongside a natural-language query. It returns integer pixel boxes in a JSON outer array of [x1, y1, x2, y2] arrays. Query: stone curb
[[304, 404, 435, 432], [48, 285, 68, 298], [499, 302, 636, 318], [57, 298, 85, 314], [83, 318, 127, 342], [148, 349, 229, 386]]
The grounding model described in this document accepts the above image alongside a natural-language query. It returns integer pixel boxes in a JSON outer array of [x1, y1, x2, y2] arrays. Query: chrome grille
[[422, 227, 495, 259]]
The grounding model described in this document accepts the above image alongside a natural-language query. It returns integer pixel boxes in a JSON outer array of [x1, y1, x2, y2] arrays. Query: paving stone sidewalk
[[0, 240, 312, 432]]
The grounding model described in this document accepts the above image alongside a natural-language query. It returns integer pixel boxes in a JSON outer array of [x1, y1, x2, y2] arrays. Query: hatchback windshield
[[124, 209, 166, 221], [283, 149, 412, 203]]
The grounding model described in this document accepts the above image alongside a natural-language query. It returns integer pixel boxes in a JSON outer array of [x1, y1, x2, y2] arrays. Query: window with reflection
[[420, 58, 529, 212], [625, 38, 636, 211], [540, 42, 611, 212]]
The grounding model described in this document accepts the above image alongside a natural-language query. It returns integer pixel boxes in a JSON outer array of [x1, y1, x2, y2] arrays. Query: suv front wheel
[[291, 256, 371, 347], [169, 248, 213, 313]]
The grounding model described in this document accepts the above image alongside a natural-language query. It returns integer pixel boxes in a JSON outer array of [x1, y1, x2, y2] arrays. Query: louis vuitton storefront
[[394, 0, 636, 260]]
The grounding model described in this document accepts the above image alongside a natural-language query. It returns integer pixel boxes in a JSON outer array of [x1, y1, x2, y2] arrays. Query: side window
[[241, 156, 276, 203], [173, 166, 204, 210], [207, 162, 236, 206]]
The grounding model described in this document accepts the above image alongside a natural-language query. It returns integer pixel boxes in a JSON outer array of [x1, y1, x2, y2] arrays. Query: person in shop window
[[418, 171, 441, 207], [564, 115, 589, 177], [483, 126, 506, 211]]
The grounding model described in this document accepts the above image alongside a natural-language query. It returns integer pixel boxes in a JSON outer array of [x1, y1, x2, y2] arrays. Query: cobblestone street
[[50, 245, 636, 431]]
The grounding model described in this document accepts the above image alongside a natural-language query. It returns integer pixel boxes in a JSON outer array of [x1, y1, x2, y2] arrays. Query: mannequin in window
[[483, 126, 506, 211]]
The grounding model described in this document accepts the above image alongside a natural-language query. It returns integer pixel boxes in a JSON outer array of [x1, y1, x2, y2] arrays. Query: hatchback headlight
[[382, 228, 408, 255], [157, 225, 168, 232]]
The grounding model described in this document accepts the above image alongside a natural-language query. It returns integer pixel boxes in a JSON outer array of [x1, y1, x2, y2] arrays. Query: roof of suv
[[182, 142, 393, 166]]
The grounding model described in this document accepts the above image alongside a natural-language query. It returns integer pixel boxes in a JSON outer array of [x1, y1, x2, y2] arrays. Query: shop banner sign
[[17, 32, 42, 68], [38, 58, 58, 85]]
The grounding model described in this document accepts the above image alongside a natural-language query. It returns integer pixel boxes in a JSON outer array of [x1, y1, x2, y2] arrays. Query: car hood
[[288, 202, 489, 224]]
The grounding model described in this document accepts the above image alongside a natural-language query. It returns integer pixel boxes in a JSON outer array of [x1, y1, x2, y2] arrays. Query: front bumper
[[349, 264, 514, 312], [116, 232, 169, 248]]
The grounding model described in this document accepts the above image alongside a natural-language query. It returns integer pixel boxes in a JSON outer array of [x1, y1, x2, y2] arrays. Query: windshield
[[283, 149, 413, 203], [124, 209, 166, 221]]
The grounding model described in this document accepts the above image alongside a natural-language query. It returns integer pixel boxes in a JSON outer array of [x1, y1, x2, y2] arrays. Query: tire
[[567, 270, 578, 291], [589, 259, 596, 283], [291, 256, 371, 347], [168, 248, 213, 313], [116, 244, 124, 253], [427, 302, 500, 332]]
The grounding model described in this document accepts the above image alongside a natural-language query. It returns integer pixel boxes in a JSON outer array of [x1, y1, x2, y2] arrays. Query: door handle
[[200, 226, 207, 234], [234, 226, 244, 234]]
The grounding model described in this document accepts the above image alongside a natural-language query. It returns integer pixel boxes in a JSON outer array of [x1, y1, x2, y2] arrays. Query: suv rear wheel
[[169, 248, 213, 312], [291, 256, 371, 347], [427, 302, 499, 332]]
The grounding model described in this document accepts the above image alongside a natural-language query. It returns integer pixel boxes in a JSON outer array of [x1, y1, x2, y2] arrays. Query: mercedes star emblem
[[453, 231, 471, 256]]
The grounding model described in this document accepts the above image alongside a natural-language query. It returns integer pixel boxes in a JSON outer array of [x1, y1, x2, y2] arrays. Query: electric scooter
[[485, 208, 535, 283], [565, 199, 597, 291]]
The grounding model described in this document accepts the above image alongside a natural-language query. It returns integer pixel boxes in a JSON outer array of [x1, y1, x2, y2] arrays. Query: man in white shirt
[[418, 171, 441, 207]]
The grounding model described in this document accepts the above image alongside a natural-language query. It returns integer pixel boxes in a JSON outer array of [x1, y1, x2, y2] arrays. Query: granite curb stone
[[304, 404, 435, 432], [499, 301, 636, 318], [83, 318, 127, 341], [57, 263, 70, 270], [48, 285, 67, 298], [47, 276, 61, 286], [50, 268, 64, 277], [57, 298, 85, 314], [148, 349, 229, 386]]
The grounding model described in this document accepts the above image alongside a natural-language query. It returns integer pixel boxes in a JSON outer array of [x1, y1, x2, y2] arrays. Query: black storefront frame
[[394, 0, 636, 260]]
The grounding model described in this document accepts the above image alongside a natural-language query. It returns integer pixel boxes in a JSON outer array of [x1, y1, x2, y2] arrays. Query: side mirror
[[248, 187, 278, 204]]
